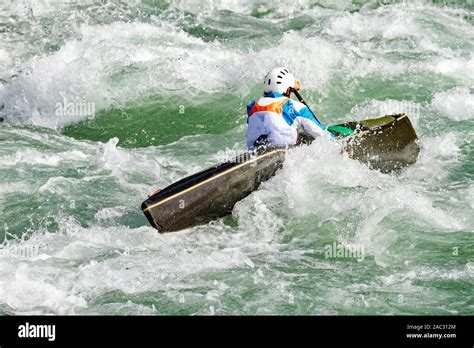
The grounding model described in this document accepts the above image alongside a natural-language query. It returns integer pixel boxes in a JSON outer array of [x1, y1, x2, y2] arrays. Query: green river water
[[0, 0, 473, 315]]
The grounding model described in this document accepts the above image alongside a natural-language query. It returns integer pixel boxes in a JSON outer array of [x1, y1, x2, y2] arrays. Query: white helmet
[[263, 67, 296, 94]]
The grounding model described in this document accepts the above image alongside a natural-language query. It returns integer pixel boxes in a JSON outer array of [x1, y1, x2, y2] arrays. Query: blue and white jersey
[[246, 92, 333, 149]]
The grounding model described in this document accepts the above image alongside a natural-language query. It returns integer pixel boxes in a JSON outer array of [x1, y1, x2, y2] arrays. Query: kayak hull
[[331, 114, 419, 172], [142, 114, 419, 233], [142, 148, 286, 232]]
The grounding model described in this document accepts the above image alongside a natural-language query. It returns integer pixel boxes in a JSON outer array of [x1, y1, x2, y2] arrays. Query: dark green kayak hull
[[142, 114, 419, 233]]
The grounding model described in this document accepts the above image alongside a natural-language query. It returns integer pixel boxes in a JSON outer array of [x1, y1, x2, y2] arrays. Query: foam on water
[[0, 0, 65, 18], [428, 57, 474, 83], [0, 0, 472, 315], [325, 5, 417, 41], [2, 0, 471, 130], [0, 20, 342, 129], [0, 202, 288, 314], [431, 87, 474, 121], [168, 0, 356, 16]]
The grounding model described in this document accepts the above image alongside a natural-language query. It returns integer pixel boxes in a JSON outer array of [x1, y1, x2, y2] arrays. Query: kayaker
[[247, 67, 333, 150]]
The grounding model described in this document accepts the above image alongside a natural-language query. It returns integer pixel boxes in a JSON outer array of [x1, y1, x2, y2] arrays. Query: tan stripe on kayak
[[143, 148, 286, 212]]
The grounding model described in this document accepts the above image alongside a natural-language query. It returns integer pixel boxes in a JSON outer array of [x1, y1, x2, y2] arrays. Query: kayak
[[142, 113, 419, 233], [327, 113, 419, 172]]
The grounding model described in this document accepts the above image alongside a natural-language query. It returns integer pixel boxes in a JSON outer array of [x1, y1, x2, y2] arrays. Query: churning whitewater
[[0, 0, 473, 315]]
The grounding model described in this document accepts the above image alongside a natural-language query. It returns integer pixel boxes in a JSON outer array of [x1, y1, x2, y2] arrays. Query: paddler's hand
[[294, 80, 302, 91]]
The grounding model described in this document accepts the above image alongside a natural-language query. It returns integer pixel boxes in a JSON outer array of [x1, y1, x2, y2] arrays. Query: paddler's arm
[[289, 100, 335, 139]]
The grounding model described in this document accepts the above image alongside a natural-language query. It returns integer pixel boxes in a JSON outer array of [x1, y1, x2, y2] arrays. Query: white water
[[0, 0, 473, 315]]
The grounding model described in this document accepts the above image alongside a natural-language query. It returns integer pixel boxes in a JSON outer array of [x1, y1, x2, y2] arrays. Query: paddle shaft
[[291, 88, 322, 124]]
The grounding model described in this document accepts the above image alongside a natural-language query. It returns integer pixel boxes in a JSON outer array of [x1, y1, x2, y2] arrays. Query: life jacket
[[246, 96, 298, 149], [249, 97, 289, 118]]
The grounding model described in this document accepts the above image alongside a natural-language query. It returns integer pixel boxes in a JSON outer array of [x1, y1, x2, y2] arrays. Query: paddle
[[290, 88, 322, 124]]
